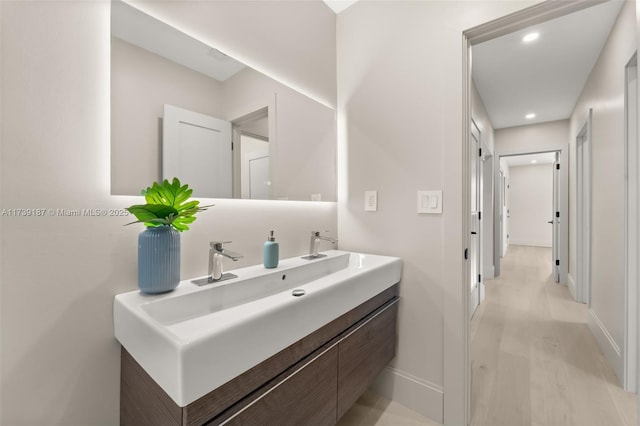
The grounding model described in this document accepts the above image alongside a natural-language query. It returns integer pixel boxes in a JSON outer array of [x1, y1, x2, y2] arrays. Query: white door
[[470, 120, 482, 317], [163, 104, 232, 198], [552, 152, 560, 282], [496, 169, 505, 274], [502, 172, 509, 257], [482, 152, 494, 281]]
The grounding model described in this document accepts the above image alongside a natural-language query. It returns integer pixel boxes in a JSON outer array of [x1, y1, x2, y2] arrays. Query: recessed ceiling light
[[530, 159, 537, 164], [523, 32, 539, 43], [209, 48, 230, 61], [525, 113, 536, 119]]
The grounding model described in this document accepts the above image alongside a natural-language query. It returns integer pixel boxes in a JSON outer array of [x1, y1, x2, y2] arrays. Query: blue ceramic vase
[[138, 226, 180, 294]]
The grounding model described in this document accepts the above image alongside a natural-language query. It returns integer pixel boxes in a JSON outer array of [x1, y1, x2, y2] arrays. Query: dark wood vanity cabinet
[[121, 285, 398, 426], [220, 346, 339, 425], [336, 300, 398, 419]]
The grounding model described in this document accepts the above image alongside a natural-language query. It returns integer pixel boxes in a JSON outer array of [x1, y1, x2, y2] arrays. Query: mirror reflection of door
[[232, 107, 271, 199], [240, 134, 270, 199], [163, 104, 232, 198]]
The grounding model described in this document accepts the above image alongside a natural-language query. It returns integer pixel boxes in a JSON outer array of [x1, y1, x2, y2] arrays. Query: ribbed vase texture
[[138, 226, 180, 294]]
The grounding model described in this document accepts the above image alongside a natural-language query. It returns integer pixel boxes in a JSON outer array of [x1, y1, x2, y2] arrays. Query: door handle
[[548, 220, 553, 224], [471, 231, 477, 235]]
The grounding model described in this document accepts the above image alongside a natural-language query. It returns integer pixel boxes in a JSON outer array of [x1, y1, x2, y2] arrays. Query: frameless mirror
[[110, 1, 337, 201]]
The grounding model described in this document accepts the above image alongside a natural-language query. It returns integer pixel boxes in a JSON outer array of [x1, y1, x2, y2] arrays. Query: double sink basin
[[113, 250, 401, 407]]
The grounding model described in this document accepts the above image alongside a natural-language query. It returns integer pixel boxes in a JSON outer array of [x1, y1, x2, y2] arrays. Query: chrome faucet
[[192, 241, 243, 286], [303, 231, 337, 259], [209, 241, 243, 281]]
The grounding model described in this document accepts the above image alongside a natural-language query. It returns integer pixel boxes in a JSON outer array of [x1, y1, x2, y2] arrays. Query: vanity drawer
[[217, 345, 338, 425], [337, 300, 398, 419]]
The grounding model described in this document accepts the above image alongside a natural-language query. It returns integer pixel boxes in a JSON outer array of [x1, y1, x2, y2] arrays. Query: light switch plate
[[365, 191, 378, 211], [417, 190, 442, 214]]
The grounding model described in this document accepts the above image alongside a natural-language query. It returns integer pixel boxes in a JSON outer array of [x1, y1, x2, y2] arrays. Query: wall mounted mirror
[[110, 0, 337, 201]]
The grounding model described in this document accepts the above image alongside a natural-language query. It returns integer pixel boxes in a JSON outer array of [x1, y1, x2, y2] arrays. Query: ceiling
[[111, 0, 246, 82], [472, 0, 624, 130], [322, 0, 358, 14]]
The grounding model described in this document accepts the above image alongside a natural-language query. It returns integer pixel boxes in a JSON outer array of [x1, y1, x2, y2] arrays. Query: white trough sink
[[113, 250, 401, 407]]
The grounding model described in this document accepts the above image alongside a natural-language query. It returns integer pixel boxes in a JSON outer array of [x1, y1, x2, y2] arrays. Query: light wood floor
[[471, 245, 637, 426], [337, 389, 441, 426], [339, 245, 637, 425]]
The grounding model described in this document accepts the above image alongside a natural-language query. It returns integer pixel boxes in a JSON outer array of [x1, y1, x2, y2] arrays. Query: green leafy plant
[[125, 178, 212, 232]]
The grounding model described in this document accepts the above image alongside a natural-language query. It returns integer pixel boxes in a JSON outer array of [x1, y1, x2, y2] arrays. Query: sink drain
[[292, 289, 306, 297]]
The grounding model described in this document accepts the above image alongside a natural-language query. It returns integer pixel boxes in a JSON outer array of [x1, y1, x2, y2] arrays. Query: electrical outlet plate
[[417, 190, 442, 214], [365, 191, 378, 211]]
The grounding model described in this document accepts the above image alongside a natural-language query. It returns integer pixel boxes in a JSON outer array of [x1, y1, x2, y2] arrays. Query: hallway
[[471, 245, 636, 426]]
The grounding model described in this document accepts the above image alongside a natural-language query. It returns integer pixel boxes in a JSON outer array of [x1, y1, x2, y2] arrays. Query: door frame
[[231, 106, 273, 199], [495, 168, 504, 276], [459, 1, 602, 424], [624, 52, 638, 393], [239, 134, 270, 200], [493, 148, 568, 284], [575, 110, 592, 305], [481, 144, 494, 281], [553, 152, 561, 282], [470, 118, 482, 318]]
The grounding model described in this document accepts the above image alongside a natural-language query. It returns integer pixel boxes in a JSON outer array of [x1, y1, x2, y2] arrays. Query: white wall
[[0, 1, 336, 424], [336, 1, 538, 423], [569, 0, 636, 382], [494, 119, 569, 154], [508, 164, 553, 247]]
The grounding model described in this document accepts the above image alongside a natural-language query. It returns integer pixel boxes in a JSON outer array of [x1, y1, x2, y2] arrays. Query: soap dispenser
[[263, 230, 279, 268]]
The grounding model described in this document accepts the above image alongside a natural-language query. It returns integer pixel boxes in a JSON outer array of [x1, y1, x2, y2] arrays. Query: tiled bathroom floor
[[337, 390, 440, 426]]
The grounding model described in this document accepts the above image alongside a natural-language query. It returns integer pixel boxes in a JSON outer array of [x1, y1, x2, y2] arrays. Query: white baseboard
[[509, 240, 552, 248], [371, 366, 443, 423], [483, 265, 495, 280], [588, 309, 623, 385], [567, 274, 577, 300]]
